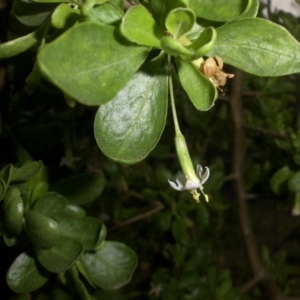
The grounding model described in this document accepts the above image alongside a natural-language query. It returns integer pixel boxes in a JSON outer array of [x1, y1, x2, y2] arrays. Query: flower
[[168, 164, 210, 203], [168, 165, 210, 191]]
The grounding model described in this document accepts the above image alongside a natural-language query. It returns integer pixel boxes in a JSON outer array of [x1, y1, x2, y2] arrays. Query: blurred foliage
[[1, 1, 300, 299]]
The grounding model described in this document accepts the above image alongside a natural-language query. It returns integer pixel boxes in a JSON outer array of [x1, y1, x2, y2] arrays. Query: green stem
[[167, 55, 181, 135]]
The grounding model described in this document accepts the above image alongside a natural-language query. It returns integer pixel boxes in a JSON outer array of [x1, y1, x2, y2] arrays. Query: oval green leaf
[[161, 36, 194, 59], [208, 18, 300, 76], [190, 0, 250, 21], [0, 26, 46, 59], [11, 161, 43, 182], [36, 235, 83, 273], [7, 251, 51, 293], [288, 171, 300, 193], [79, 241, 137, 290], [176, 57, 217, 110], [188, 27, 217, 59], [13, 0, 57, 27], [85, 2, 123, 25], [25, 210, 60, 249], [38, 22, 149, 106], [270, 166, 294, 194], [33, 192, 67, 218], [94, 54, 168, 164], [57, 217, 106, 251], [121, 5, 163, 48], [51, 3, 81, 29], [53, 172, 106, 206], [4, 187, 24, 235], [165, 8, 195, 39], [57, 205, 87, 219]]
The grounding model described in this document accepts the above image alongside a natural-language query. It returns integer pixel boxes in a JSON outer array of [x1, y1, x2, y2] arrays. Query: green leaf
[[57, 205, 87, 219], [33, 192, 67, 218], [176, 58, 217, 110], [240, 0, 259, 18], [38, 22, 149, 105], [151, 0, 189, 30], [0, 25, 46, 59], [57, 217, 106, 251], [25, 210, 60, 249], [51, 3, 81, 29], [0, 179, 6, 201], [4, 187, 24, 235], [188, 27, 217, 58], [288, 172, 300, 193], [13, 0, 57, 27], [121, 5, 163, 48], [190, 0, 250, 21], [0, 163, 12, 186], [208, 18, 300, 76], [11, 161, 43, 182], [79, 241, 137, 290], [53, 172, 106, 206], [6, 251, 51, 293], [36, 235, 83, 273], [160, 36, 194, 59], [86, 2, 124, 25], [270, 166, 294, 194], [165, 8, 195, 39], [94, 54, 168, 164], [68, 265, 92, 300]]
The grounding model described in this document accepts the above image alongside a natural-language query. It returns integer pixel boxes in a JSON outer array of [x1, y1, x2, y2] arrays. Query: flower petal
[[201, 167, 210, 184], [196, 165, 203, 177], [185, 180, 201, 190], [168, 179, 184, 191]]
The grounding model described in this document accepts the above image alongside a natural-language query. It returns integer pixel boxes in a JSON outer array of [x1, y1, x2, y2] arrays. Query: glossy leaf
[[33, 192, 67, 218], [94, 55, 168, 164], [270, 166, 294, 194], [86, 2, 124, 25], [190, 0, 250, 21], [121, 5, 163, 48], [0, 26, 46, 59], [25, 210, 60, 249], [57, 217, 106, 251], [53, 172, 106, 206], [13, 0, 57, 27], [176, 57, 217, 110], [51, 4, 81, 29], [36, 235, 83, 273], [165, 8, 195, 39], [288, 172, 300, 193], [57, 205, 87, 219], [11, 161, 43, 182], [38, 22, 149, 105], [7, 251, 51, 293], [80, 241, 137, 290], [208, 18, 300, 76], [4, 187, 24, 235]]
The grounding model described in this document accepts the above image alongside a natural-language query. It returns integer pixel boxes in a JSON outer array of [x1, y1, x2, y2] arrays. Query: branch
[[110, 202, 165, 230], [244, 124, 287, 139], [230, 69, 285, 299]]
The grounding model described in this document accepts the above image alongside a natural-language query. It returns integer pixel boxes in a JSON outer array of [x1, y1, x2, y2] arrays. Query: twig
[[110, 202, 165, 230], [244, 124, 287, 139], [230, 69, 285, 299]]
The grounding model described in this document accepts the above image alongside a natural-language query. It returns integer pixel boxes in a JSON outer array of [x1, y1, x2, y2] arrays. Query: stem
[[167, 55, 181, 135]]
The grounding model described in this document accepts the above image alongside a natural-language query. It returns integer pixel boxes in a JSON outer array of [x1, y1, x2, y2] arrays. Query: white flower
[[168, 165, 210, 191]]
